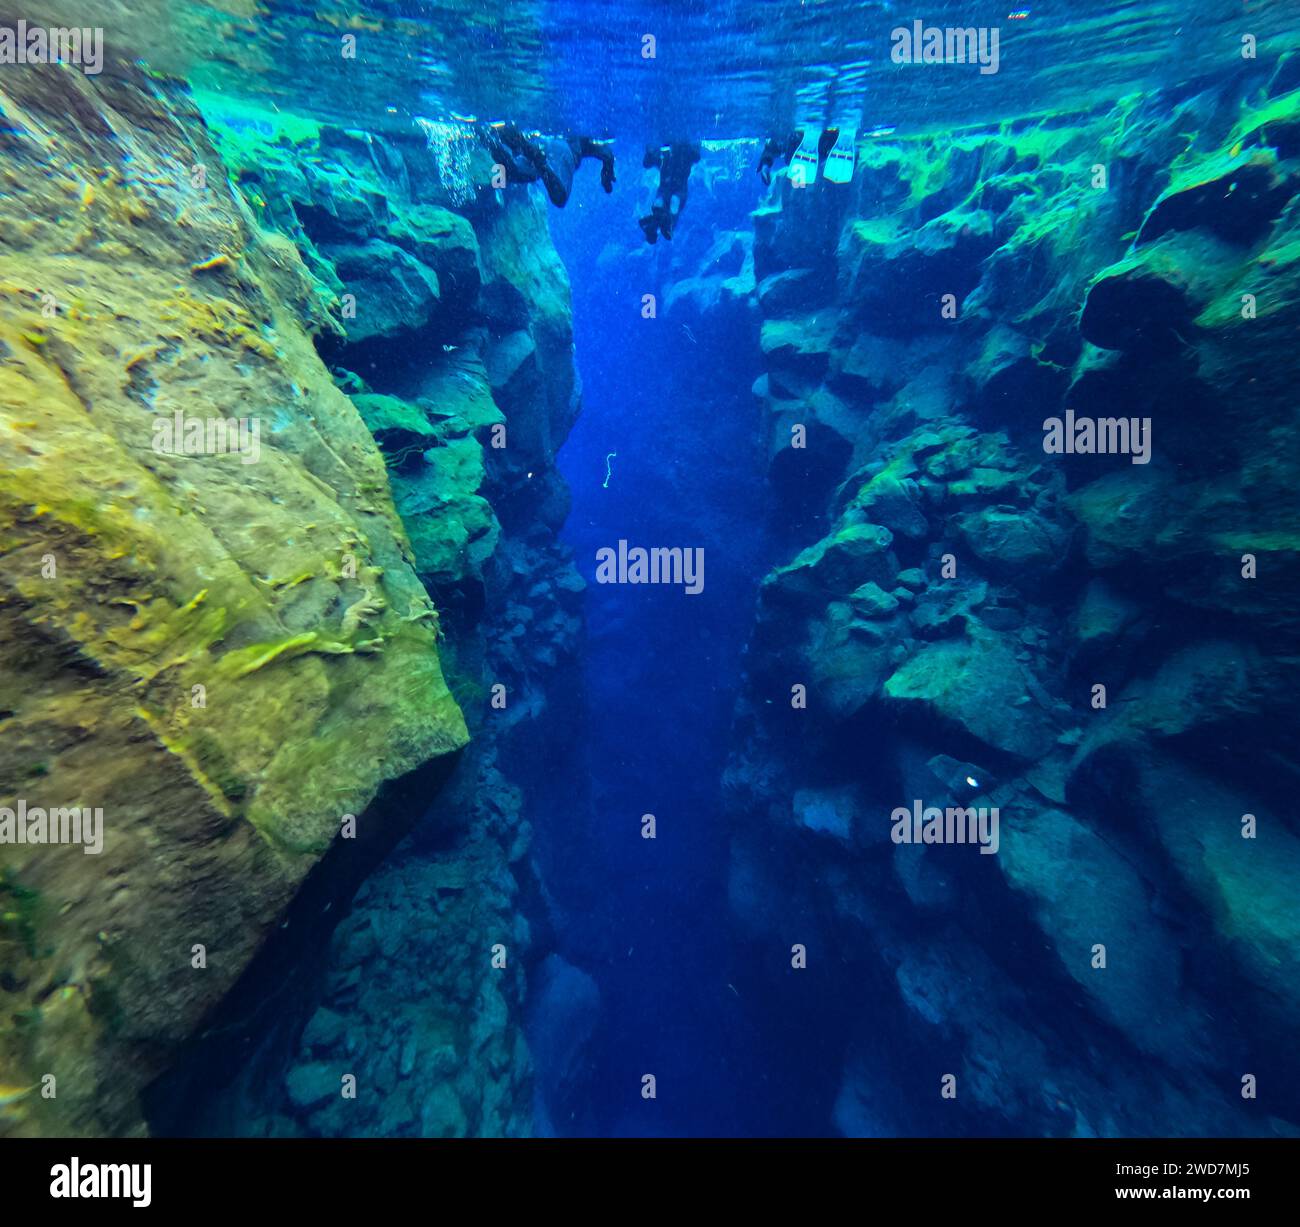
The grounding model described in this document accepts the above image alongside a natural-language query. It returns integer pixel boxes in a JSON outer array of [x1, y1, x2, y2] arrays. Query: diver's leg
[[580, 139, 616, 192], [540, 140, 577, 207], [540, 166, 569, 206], [662, 194, 682, 240]]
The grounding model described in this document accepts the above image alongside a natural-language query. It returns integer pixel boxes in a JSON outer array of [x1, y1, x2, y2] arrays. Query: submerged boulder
[[528, 955, 601, 1136], [319, 239, 441, 343], [764, 522, 897, 608], [756, 267, 823, 314], [384, 204, 482, 307], [883, 632, 1057, 761], [759, 311, 841, 376], [846, 471, 930, 540], [999, 803, 1212, 1062], [952, 503, 1070, 577]]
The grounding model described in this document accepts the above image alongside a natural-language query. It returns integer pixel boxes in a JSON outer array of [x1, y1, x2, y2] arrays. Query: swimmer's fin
[[789, 128, 820, 189], [823, 126, 857, 184]]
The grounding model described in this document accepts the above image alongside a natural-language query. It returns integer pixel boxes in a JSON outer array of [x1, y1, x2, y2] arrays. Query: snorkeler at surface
[[639, 141, 702, 244], [757, 128, 840, 185], [479, 122, 615, 206], [759, 129, 857, 189]]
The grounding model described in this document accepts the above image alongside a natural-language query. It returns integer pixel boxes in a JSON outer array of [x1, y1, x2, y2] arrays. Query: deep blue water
[[550, 169, 769, 1134]]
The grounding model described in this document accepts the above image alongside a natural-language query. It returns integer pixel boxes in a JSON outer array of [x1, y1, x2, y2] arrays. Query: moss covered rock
[[0, 61, 466, 1137], [883, 631, 1057, 762]]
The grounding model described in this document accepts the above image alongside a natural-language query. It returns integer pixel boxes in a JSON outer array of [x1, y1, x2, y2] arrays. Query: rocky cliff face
[[139, 92, 588, 1137], [726, 72, 1300, 1136], [0, 55, 584, 1135], [0, 64, 471, 1135]]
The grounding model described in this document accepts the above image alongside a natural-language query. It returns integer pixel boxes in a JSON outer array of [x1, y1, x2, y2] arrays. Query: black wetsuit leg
[[657, 142, 699, 238], [539, 138, 577, 207], [639, 145, 664, 243], [578, 138, 616, 192], [483, 125, 546, 187]]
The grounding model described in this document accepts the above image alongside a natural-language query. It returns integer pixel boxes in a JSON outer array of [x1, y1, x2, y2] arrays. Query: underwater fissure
[[1, 8, 1299, 1145]]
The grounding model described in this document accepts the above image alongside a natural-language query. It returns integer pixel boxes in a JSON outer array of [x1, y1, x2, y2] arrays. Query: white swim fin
[[789, 128, 820, 189], [823, 126, 857, 184]]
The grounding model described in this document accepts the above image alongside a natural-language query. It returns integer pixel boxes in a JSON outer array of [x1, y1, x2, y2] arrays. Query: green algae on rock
[[0, 61, 467, 1137], [725, 69, 1300, 1137], [123, 84, 588, 1139]]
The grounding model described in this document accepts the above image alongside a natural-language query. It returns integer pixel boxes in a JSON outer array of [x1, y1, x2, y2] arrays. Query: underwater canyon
[[0, 2, 1297, 1145]]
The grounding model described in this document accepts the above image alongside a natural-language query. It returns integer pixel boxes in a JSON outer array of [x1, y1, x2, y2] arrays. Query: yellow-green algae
[[0, 60, 467, 1137]]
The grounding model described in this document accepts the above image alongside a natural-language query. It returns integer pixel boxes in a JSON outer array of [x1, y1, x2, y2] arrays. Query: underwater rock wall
[[726, 71, 1300, 1136], [153, 99, 589, 1136], [0, 64, 469, 1135]]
